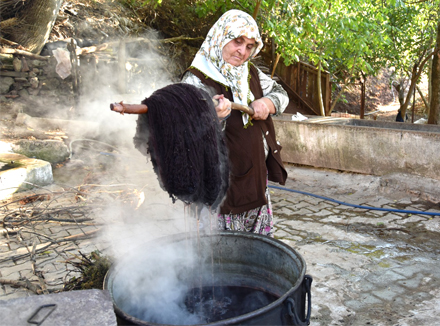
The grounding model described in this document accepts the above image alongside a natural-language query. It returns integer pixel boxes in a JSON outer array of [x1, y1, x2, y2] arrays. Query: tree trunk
[[427, 51, 433, 116], [317, 60, 325, 116], [252, 0, 262, 19], [416, 85, 430, 113], [392, 80, 405, 107], [399, 48, 435, 119], [428, 18, 440, 125], [4, 0, 63, 54], [399, 66, 418, 118]]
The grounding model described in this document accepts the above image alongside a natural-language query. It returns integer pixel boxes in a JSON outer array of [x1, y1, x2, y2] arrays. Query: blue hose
[[268, 184, 440, 217]]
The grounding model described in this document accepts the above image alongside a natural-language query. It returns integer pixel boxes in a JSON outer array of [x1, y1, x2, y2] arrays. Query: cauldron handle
[[27, 304, 57, 325], [286, 274, 313, 325]]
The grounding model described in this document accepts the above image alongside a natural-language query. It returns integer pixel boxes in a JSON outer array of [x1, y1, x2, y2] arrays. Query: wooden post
[[301, 69, 307, 97], [271, 53, 281, 79], [285, 63, 292, 85], [271, 39, 276, 70], [118, 39, 126, 94], [67, 39, 79, 115], [360, 82, 365, 119], [325, 73, 331, 115], [308, 70, 313, 102]]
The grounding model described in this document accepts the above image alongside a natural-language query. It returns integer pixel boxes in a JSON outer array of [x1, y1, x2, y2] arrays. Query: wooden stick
[[110, 102, 148, 114], [76, 43, 108, 55], [271, 53, 281, 79], [110, 100, 255, 116], [213, 99, 255, 116], [60, 229, 99, 242], [233, 102, 254, 116]]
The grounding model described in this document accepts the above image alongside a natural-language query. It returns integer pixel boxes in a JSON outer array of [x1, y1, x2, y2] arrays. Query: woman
[[182, 9, 288, 237]]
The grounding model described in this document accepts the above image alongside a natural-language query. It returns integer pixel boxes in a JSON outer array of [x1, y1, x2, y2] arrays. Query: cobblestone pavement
[[1, 158, 440, 325], [272, 166, 440, 326], [0, 185, 110, 300]]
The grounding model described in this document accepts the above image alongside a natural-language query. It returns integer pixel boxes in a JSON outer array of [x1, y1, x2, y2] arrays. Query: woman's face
[[222, 36, 257, 66]]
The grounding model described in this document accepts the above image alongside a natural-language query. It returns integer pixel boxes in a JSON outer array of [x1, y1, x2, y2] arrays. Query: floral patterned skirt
[[217, 187, 274, 237]]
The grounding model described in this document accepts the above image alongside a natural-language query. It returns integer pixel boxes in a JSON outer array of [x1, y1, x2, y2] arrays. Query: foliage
[[137, 1, 436, 78], [383, 0, 438, 71], [123, 0, 439, 121], [382, 1, 438, 82], [379, 0, 439, 115], [121, 0, 225, 39], [264, 1, 393, 81]]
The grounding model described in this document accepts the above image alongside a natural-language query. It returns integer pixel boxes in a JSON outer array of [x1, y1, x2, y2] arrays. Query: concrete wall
[[274, 114, 440, 181]]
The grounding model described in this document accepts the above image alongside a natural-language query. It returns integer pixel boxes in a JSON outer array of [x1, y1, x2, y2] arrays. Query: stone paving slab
[[0, 289, 116, 325]]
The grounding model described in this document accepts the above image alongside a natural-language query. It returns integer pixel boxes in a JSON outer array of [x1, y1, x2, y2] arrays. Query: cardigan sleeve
[[256, 67, 289, 116]]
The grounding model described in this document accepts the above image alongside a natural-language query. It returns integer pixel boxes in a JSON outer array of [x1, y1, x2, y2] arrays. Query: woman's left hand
[[250, 98, 276, 120], [213, 94, 232, 120]]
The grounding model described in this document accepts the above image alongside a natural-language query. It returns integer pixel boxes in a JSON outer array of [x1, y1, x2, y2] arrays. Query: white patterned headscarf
[[189, 9, 263, 106]]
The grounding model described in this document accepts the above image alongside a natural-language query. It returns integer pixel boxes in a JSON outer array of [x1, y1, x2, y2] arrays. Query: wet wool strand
[[133, 83, 229, 208]]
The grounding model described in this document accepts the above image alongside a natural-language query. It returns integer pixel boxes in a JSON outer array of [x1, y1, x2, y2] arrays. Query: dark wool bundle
[[133, 83, 229, 208]]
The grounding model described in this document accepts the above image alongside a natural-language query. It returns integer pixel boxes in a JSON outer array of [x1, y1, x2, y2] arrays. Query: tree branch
[[0, 278, 42, 294], [0, 47, 49, 60], [330, 54, 359, 113], [416, 85, 430, 112], [401, 48, 440, 115], [0, 37, 28, 50], [253, 0, 262, 19]]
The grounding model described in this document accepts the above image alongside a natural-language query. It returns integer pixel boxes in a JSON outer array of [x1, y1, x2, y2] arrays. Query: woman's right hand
[[213, 94, 232, 120]]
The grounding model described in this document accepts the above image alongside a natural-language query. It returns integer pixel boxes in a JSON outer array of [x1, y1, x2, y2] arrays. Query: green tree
[[139, 0, 440, 123], [260, 0, 389, 113], [381, 0, 439, 121]]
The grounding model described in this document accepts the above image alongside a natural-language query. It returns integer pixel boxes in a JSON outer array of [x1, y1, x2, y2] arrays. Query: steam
[[63, 33, 222, 324], [76, 34, 172, 151], [61, 31, 176, 181], [53, 32, 233, 324], [106, 232, 279, 325], [111, 241, 204, 324]]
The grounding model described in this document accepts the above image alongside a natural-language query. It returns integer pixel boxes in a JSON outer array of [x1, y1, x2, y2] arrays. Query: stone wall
[[0, 53, 75, 118], [0, 38, 177, 120]]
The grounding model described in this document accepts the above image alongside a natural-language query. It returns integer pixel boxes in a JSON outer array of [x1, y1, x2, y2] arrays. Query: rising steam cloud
[[66, 32, 227, 325]]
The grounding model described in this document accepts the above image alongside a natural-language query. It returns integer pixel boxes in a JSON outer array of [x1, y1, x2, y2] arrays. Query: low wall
[[0, 53, 76, 117], [273, 114, 440, 181]]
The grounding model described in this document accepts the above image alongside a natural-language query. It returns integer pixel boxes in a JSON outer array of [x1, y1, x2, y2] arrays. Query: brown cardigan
[[187, 64, 287, 214]]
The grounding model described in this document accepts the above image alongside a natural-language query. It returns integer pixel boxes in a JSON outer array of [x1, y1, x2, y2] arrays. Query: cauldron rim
[[103, 231, 307, 326]]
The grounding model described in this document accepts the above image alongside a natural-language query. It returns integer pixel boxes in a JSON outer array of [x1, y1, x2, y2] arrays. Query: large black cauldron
[[104, 231, 312, 325]]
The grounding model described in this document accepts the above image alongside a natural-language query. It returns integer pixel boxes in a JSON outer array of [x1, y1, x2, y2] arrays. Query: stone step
[[0, 153, 53, 200]]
